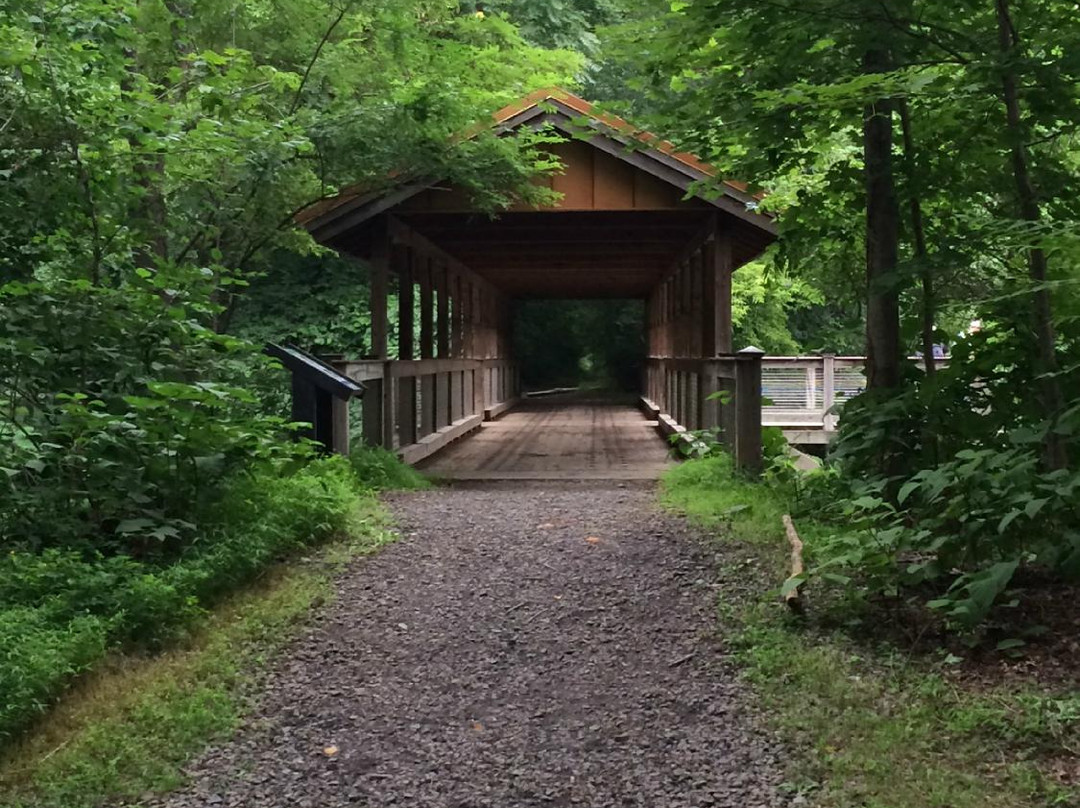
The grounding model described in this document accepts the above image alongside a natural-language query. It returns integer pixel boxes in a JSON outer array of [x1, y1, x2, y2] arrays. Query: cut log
[[781, 514, 806, 614]]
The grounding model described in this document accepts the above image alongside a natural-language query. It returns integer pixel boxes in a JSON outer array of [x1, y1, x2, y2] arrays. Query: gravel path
[[145, 482, 786, 808]]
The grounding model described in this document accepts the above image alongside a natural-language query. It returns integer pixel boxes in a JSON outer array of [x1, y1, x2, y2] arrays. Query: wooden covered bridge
[[295, 89, 816, 479]]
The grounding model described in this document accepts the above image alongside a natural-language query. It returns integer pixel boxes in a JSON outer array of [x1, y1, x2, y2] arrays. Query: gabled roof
[[491, 88, 752, 197], [298, 88, 774, 245]]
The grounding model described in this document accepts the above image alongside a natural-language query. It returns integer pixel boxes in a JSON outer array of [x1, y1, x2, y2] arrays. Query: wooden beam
[[386, 215, 499, 298], [397, 245, 414, 360], [436, 262, 450, 358], [462, 279, 474, 358], [419, 257, 434, 360], [736, 348, 764, 473], [702, 224, 734, 356], [450, 271, 463, 358], [370, 220, 389, 360]]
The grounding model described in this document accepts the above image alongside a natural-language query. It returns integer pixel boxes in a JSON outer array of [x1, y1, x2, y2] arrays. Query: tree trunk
[[995, 0, 1068, 470], [863, 48, 902, 392], [898, 99, 935, 377]]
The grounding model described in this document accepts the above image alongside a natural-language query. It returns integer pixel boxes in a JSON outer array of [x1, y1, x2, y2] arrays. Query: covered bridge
[[298, 89, 779, 477]]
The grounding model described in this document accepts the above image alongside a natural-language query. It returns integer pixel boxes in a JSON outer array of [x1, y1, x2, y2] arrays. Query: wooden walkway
[[418, 395, 674, 480]]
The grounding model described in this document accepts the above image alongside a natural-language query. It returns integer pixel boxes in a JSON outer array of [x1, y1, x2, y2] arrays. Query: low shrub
[[0, 610, 109, 740]]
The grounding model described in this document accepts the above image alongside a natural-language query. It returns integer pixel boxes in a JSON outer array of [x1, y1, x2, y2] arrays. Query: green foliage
[[803, 313, 1080, 626], [0, 277, 293, 554], [0, 610, 109, 743], [0, 456, 361, 745], [0, 0, 582, 752], [661, 454, 791, 546], [349, 446, 431, 491]]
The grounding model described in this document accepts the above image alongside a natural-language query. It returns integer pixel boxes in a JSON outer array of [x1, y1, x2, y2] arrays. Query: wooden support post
[[291, 376, 317, 441], [330, 396, 350, 455], [395, 246, 417, 448], [362, 376, 384, 447], [822, 354, 837, 431], [470, 365, 483, 417], [735, 347, 764, 473], [720, 374, 737, 452], [450, 272, 463, 358], [462, 280, 474, 358], [700, 360, 721, 434], [370, 223, 389, 360], [702, 226, 734, 356], [437, 371, 451, 429], [450, 369, 464, 422], [397, 374, 416, 448], [418, 258, 436, 438], [397, 246, 414, 361], [436, 263, 450, 358], [382, 362, 397, 449], [473, 284, 482, 359], [690, 250, 703, 359], [419, 258, 434, 360]]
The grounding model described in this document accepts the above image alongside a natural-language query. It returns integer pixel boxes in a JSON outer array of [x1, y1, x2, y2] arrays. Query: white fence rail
[[761, 356, 865, 441]]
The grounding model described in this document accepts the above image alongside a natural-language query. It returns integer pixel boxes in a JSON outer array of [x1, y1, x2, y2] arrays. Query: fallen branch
[[781, 514, 806, 615]]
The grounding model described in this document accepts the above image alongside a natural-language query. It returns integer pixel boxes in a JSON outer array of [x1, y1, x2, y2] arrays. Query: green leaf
[[780, 575, 805, 596], [116, 518, 156, 534], [1024, 498, 1049, 519], [995, 638, 1026, 651], [897, 480, 920, 505], [997, 509, 1022, 534]]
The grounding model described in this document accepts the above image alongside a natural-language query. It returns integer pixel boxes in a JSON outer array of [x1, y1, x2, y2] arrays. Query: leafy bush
[[811, 442, 1080, 626], [806, 316, 1080, 627], [0, 278, 294, 557]]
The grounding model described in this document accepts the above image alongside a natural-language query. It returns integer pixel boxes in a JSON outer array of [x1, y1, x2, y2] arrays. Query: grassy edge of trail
[[0, 495, 396, 808], [660, 456, 1077, 808]]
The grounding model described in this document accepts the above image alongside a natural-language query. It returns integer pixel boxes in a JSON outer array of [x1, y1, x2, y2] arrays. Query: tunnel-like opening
[[514, 299, 645, 394]]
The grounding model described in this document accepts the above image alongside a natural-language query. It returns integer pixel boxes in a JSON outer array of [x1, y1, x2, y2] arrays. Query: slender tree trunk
[[898, 99, 935, 376], [863, 48, 902, 392], [995, 0, 1067, 470]]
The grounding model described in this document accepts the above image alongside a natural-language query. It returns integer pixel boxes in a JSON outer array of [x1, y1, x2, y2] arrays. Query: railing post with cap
[[735, 346, 765, 473]]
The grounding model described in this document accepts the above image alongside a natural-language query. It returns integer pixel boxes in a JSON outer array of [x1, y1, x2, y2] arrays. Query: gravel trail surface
[[145, 482, 786, 808]]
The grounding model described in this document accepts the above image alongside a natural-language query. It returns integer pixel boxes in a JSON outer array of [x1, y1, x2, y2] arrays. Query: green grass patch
[[350, 445, 431, 491], [0, 497, 394, 808], [661, 456, 1078, 808]]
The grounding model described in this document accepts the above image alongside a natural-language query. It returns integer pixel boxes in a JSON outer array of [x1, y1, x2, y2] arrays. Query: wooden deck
[[417, 395, 674, 480]]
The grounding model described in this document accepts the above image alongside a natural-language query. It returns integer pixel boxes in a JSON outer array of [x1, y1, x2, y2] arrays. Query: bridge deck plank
[[417, 395, 673, 481]]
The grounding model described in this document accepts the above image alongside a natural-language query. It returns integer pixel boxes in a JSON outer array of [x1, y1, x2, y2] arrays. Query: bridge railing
[[761, 355, 866, 434], [336, 358, 519, 465], [644, 352, 764, 471]]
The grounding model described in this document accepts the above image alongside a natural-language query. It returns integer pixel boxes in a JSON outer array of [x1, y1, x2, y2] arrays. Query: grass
[[0, 496, 395, 808], [350, 445, 431, 491], [660, 455, 1078, 808]]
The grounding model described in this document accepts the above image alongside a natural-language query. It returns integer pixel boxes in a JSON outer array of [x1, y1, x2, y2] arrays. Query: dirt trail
[[144, 482, 786, 808]]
